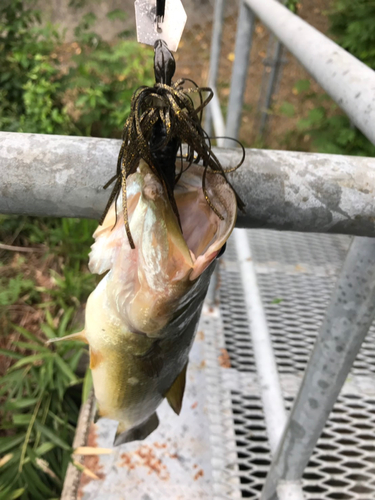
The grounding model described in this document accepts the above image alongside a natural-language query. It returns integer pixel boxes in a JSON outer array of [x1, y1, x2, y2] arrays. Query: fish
[[50, 158, 237, 445]]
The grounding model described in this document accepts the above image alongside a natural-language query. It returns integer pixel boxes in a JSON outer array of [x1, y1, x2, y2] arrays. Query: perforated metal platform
[[217, 230, 375, 499], [65, 230, 375, 500]]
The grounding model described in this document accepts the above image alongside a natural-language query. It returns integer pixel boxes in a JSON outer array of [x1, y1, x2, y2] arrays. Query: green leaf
[[5, 397, 39, 410], [12, 325, 44, 344], [271, 298, 284, 304], [12, 414, 32, 425], [82, 368, 93, 403], [0, 435, 24, 455], [34, 421, 71, 451], [307, 107, 325, 124], [40, 324, 57, 341], [4, 488, 25, 500], [279, 101, 295, 118], [10, 353, 50, 370], [12, 341, 49, 353], [58, 307, 74, 336], [23, 461, 56, 498], [35, 442, 56, 456], [54, 355, 78, 383], [293, 79, 311, 94], [0, 349, 23, 360], [107, 9, 127, 21]]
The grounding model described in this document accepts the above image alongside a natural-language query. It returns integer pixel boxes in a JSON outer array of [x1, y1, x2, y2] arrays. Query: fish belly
[[85, 277, 163, 431]]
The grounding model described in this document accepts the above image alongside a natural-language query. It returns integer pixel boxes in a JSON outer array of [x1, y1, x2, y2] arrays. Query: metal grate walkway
[[65, 230, 375, 500], [217, 230, 375, 499]]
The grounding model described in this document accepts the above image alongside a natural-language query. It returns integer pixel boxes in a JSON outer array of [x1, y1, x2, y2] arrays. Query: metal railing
[[0, 132, 374, 237], [204, 0, 375, 498]]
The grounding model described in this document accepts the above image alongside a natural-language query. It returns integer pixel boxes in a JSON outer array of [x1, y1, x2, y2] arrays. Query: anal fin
[[114, 412, 159, 446], [165, 362, 188, 415], [46, 330, 88, 345]]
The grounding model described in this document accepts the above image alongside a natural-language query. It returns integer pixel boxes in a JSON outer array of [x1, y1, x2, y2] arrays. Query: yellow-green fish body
[[53, 160, 237, 445]]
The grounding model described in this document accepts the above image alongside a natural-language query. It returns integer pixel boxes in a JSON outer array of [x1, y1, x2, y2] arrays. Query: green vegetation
[[0, 216, 97, 499], [281, 0, 375, 157], [0, 2, 153, 498], [283, 79, 375, 156], [329, 0, 375, 71], [0, 0, 153, 136]]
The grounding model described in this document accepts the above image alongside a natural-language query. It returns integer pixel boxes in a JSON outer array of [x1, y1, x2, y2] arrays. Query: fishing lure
[[100, 39, 245, 249]]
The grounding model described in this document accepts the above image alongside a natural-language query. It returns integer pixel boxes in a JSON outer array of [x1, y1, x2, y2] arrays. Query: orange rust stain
[[199, 360, 206, 369], [169, 453, 178, 459], [153, 442, 167, 449], [119, 452, 135, 470], [90, 348, 104, 369], [218, 348, 231, 368], [135, 446, 170, 480], [194, 469, 204, 481], [191, 401, 198, 410], [77, 424, 104, 499], [118, 445, 170, 480], [197, 330, 205, 341]]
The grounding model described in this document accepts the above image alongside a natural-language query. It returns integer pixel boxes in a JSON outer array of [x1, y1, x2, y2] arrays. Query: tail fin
[[113, 412, 159, 446]]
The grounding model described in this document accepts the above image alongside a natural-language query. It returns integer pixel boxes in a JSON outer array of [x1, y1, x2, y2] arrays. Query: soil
[[174, 0, 334, 150]]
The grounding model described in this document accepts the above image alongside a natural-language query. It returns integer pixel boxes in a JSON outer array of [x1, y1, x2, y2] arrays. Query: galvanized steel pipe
[[224, 0, 254, 145], [204, 0, 226, 135], [244, 0, 375, 145], [0, 132, 374, 238]]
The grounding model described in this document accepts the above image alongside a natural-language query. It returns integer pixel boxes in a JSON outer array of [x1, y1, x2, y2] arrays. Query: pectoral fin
[[114, 412, 159, 446], [165, 363, 188, 415], [46, 330, 88, 345]]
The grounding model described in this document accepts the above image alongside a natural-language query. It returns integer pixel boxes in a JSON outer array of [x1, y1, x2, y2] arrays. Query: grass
[[0, 215, 96, 499]]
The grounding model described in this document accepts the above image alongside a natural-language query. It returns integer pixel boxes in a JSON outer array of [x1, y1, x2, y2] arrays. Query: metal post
[[204, 0, 226, 135], [258, 41, 284, 137], [224, 1, 254, 145], [260, 236, 375, 500], [244, 0, 375, 145], [234, 228, 305, 500], [210, 89, 225, 146]]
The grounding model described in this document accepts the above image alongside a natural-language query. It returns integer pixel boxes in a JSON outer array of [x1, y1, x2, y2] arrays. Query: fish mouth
[[89, 160, 237, 283], [174, 163, 237, 280]]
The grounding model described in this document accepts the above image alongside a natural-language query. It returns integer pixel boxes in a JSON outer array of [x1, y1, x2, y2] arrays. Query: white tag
[[135, 0, 187, 52]]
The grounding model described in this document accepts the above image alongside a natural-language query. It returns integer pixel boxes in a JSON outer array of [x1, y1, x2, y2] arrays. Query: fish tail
[[113, 412, 159, 446]]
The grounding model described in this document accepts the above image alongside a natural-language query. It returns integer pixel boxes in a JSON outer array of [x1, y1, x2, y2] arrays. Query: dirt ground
[[174, 0, 333, 150]]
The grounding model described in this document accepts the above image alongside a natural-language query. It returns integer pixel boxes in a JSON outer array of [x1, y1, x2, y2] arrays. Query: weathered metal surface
[[1, 132, 374, 237], [244, 0, 375, 146], [204, 0, 226, 135]]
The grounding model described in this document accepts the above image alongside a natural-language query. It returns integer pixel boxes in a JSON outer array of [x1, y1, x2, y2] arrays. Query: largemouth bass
[[51, 158, 236, 445]]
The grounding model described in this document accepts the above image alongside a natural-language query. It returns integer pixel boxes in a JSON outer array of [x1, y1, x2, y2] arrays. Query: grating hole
[[328, 494, 353, 500]]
